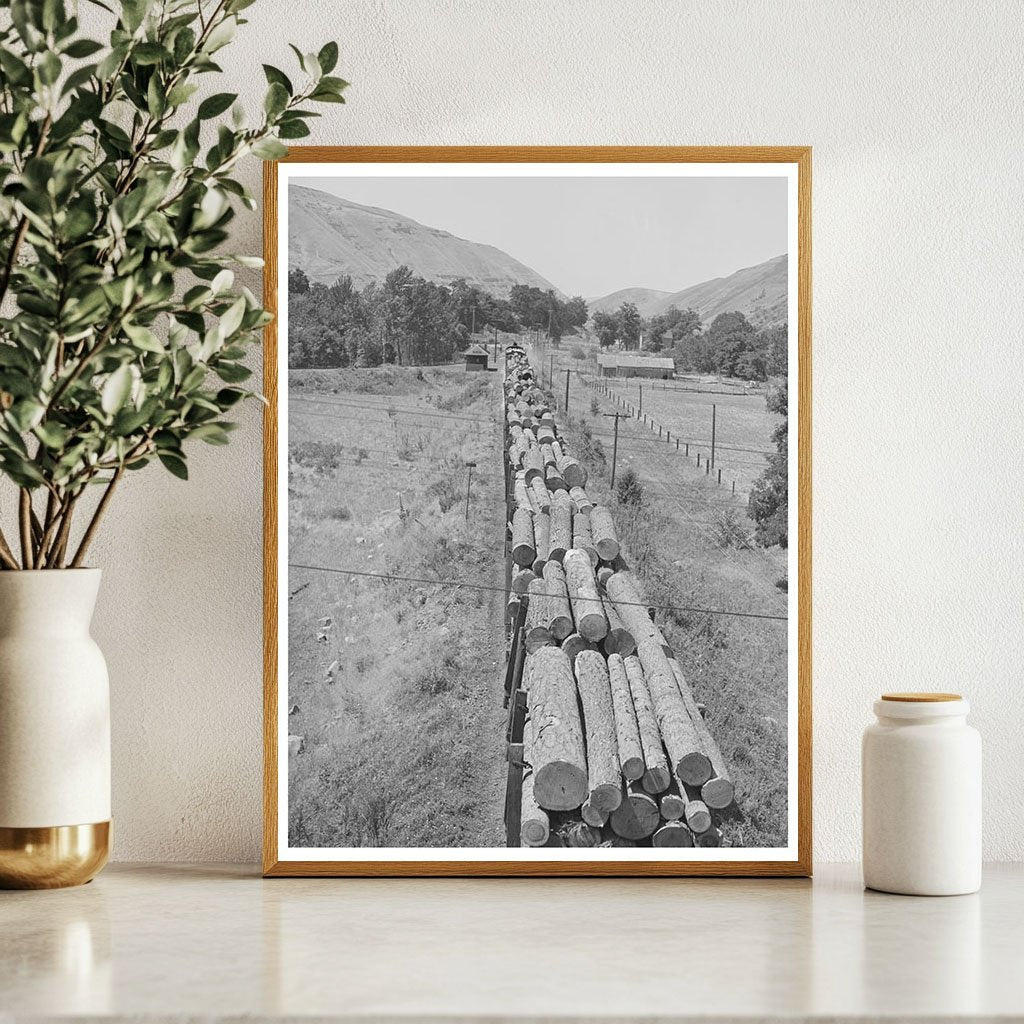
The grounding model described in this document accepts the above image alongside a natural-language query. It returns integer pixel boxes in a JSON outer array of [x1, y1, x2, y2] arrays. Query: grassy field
[[599, 380, 779, 495], [535, 344, 789, 848], [285, 365, 507, 848]]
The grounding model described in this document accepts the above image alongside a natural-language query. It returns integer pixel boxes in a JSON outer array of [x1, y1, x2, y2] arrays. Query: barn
[[596, 353, 675, 379], [463, 344, 489, 372]]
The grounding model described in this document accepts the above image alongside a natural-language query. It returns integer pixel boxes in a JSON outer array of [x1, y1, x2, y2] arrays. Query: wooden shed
[[464, 344, 489, 372], [597, 353, 675, 379]]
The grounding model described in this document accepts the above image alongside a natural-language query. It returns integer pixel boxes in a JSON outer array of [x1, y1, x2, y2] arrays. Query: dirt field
[[536, 343, 789, 848], [285, 365, 507, 848]]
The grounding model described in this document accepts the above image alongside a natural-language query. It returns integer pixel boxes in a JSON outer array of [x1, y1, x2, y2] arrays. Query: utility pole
[[603, 412, 620, 487], [564, 369, 570, 413], [549, 354, 554, 390], [639, 383, 643, 417], [464, 461, 476, 520], [471, 305, 476, 336], [711, 403, 717, 469]]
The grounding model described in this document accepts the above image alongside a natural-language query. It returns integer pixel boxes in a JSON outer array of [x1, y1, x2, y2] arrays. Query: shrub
[[616, 468, 645, 506], [290, 441, 345, 474], [590, 397, 600, 416]]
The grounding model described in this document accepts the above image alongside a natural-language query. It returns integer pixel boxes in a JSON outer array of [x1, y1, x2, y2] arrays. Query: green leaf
[[63, 38, 103, 57], [8, 399, 45, 432], [317, 41, 339, 74], [214, 361, 251, 383], [210, 268, 233, 294], [166, 82, 199, 107], [189, 422, 231, 445], [218, 296, 246, 339], [198, 91, 237, 119], [203, 16, 236, 53], [264, 81, 288, 117], [158, 452, 188, 479], [0, 49, 33, 86], [101, 364, 133, 414], [34, 421, 70, 449], [277, 120, 310, 140], [132, 42, 168, 66], [262, 64, 292, 94], [123, 322, 164, 353], [38, 51, 63, 86], [251, 137, 287, 160]]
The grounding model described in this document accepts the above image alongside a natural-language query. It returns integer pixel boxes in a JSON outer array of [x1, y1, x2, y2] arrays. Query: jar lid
[[881, 692, 962, 702]]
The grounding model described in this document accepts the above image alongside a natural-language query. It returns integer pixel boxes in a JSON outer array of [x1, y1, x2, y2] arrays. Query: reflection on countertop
[[1, 862, 1021, 1020]]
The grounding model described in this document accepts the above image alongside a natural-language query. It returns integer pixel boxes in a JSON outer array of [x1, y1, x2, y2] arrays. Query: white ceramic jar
[[862, 693, 981, 896]]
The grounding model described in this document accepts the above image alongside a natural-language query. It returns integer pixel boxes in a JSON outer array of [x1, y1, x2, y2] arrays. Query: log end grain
[[641, 764, 672, 795], [581, 798, 610, 828], [609, 785, 660, 840], [677, 750, 714, 788], [620, 754, 645, 783], [701, 775, 736, 809], [684, 799, 712, 835], [695, 826, 723, 848], [652, 821, 695, 848]]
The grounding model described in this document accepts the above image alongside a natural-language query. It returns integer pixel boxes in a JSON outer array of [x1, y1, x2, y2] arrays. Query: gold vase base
[[0, 821, 110, 889]]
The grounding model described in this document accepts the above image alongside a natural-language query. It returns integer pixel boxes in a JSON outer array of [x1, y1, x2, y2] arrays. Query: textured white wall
[[84, 1, 1024, 862]]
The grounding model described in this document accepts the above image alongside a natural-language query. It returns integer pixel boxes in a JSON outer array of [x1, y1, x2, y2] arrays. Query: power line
[[287, 562, 788, 622]]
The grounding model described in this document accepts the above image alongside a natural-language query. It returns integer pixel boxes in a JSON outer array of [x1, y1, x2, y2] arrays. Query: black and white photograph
[[268, 153, 809, 870]]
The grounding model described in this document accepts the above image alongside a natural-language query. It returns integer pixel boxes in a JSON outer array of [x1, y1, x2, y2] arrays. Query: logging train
[[502, 348, 735, 849]]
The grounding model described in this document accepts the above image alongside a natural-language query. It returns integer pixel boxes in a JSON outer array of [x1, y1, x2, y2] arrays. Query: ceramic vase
[[0, 569, 110, 888]]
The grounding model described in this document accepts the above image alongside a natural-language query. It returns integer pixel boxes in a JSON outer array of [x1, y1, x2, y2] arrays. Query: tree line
[[287, 266, 588, 369], [287, 265, 789, 548], [593, 301, 785, 382]]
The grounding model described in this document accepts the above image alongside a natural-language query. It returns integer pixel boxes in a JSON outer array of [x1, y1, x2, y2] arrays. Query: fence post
[[711, 403, 717, 469]]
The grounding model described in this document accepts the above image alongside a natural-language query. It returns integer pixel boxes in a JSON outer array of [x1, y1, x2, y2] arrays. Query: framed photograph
[[263, 147, 811, 876]]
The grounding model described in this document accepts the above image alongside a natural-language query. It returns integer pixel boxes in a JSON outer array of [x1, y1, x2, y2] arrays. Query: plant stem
[[44, 493, 78, 569], [70, 466, 124, 568], [0, 527, 19, 570], [18, 489, 34, 569], [45, 302, 137, 414]]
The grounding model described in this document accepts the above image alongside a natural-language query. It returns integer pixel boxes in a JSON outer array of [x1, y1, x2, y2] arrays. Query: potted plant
[[0, 0, 344, 887]]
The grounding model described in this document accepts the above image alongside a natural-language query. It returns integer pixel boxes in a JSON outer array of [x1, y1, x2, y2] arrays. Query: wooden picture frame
[[263, 147, 812, 877]]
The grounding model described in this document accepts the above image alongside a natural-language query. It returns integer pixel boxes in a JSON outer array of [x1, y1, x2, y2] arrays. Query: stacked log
[[541, 561, 575, 640], [571, 510, 599, 566], [574, 651, 623, 816], [562, 548, 608, 641], [504, 347, 735, 850], [522, 646, 588, 810], [520, 717, 550, 847], [511, 508, 535, 568]]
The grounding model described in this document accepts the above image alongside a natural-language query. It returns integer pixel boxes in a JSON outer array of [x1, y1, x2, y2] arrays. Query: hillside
[[288, 185, 559, 296], [651, 254, 788, 326], [587, 287, 672, 318], [588, 255, 788, 328]]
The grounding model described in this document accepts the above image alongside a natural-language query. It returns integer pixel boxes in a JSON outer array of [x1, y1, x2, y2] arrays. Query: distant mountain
[[650, 254, 788, 326], [288, 185, 559, 296], [587, 287, 673, 318], [588, 255, 788, 328]]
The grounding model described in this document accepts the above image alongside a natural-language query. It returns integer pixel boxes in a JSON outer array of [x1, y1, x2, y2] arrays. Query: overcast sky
[[297, 174, 788, 297]]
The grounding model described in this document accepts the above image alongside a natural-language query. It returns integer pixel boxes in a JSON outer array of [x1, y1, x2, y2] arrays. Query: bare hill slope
[[289, 185, 559, 296]]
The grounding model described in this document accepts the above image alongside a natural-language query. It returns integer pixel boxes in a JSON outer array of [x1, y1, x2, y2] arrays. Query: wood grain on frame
[[262, 146, 812, 878]]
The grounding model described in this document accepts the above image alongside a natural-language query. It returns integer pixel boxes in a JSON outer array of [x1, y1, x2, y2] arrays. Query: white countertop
[[2, 862, 1021, 1021]]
